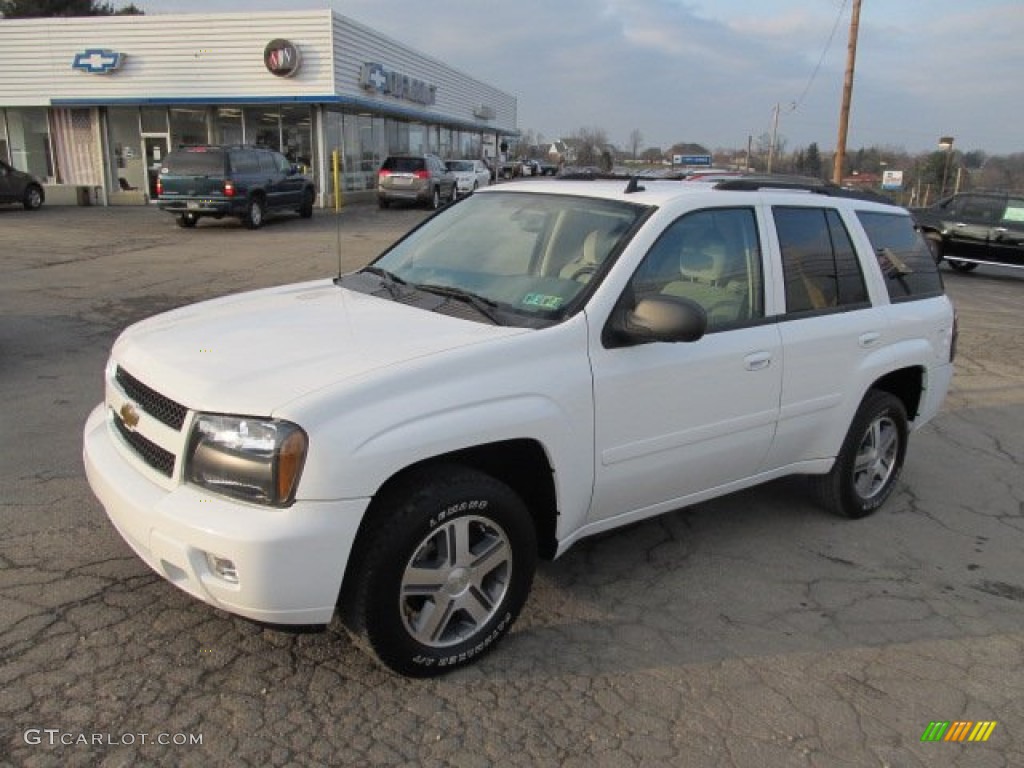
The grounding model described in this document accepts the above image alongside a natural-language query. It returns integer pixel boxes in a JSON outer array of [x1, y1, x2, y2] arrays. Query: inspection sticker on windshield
[[522, 293, 563, 309]]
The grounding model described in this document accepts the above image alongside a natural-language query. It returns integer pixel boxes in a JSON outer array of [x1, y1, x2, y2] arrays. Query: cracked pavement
[[1, 203, 1022, 767]]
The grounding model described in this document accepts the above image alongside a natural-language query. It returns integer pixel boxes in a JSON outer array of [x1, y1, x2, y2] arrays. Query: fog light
[[206, 553, 239, 583]]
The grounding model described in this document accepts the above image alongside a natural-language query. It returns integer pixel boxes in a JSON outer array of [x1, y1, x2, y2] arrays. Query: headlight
[[186, 414, 307, 506]]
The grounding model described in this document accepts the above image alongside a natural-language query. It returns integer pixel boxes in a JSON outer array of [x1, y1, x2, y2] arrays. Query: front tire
[[342, 465, 537, 677], [298, 189, 314, 219], [812, 390, 908, 519], [430, 187, 441, 210], [947, 259, 978, 272], [243, 197, 265, 229], [23, 184, 44, 210]]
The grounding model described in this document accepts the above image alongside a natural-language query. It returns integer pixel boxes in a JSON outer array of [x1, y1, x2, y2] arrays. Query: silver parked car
[[445, 159, 491, 197], [377, 154, 456, 210]]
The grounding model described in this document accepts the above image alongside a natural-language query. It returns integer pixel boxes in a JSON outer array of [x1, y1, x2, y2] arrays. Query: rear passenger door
[[760, 205, 888, 471]]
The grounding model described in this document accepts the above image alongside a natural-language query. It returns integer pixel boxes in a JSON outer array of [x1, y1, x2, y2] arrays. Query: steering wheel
[[568, 264, 598, 282]]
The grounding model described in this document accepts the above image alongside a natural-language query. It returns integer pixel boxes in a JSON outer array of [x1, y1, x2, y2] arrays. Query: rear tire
[[243, 197, 264, 229], [176, 212, 198, 228], [430, 187, 441, 210], [341, 465, 537, 677], [812, 390, 908, 519], [378, 197, 390, 209]]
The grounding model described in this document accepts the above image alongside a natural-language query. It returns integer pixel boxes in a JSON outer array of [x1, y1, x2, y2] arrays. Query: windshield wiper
[[412, 283, 502, 324], [360, 265, 408, 298]]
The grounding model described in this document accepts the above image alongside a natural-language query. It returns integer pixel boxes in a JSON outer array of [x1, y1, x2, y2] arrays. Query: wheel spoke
[[470, 536, 510, 585], [402, 564, 447, 596], [459, 588, 495, 625], [414, 594, 455, 643]]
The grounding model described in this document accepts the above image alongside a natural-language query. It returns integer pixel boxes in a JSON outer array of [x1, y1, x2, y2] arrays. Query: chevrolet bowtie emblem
[[120, 403, 140, 430]]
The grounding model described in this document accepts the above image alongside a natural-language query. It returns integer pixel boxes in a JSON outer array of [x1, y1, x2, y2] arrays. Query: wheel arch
[[338, 438, 558, 606], [867, 365, 924, 423]]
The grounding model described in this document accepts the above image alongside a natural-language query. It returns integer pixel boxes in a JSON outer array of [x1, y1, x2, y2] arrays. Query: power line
[[793, 0, 849, 112]]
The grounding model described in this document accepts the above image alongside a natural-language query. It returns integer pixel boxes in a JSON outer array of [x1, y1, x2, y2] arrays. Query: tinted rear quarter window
[[856, 211, 944, 302], [383, 157, 425, 173], [163, 150, 225, 176]]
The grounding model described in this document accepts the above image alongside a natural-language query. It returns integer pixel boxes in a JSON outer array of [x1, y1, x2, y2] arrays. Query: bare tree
[[570, 127, 609, 167], [628, 129, 644, 160]]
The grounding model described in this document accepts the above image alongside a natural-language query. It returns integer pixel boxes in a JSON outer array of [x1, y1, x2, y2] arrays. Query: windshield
[[447, 161, 474, 172], [365, 191, 648, 327]]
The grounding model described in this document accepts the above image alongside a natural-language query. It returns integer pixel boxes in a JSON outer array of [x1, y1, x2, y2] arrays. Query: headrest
[[679, 234, 729, 282]]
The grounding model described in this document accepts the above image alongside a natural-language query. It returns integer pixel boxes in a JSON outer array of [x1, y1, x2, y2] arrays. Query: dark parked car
[[0, 160, 44, 210], [377, 154, 455, 209], [911, 191, 1024, 272], [156, 145, 315, 229]]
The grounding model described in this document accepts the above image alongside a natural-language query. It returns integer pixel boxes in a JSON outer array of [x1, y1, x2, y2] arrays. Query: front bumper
[[83, 404, 368, 625]]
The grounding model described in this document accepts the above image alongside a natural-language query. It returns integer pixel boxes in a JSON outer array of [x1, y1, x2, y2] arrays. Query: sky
[[130, 1, 1024, 156]]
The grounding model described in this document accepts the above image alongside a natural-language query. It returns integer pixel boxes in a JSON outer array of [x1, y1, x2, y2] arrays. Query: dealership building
[[0, 10, 518, 205]]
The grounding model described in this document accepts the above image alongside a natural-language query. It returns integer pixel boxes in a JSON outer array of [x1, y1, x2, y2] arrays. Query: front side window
[[350, 192, 648, 327], [628, 208, 764, 331], [857, 211, 944, 302], [775, 207, 868, 314]]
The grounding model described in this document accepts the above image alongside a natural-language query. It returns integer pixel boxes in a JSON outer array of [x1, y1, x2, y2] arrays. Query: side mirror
[[605, 296, 707, 347]]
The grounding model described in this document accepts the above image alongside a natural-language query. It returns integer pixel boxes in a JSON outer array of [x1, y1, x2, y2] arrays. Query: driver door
[[587, 207, 782, 523]]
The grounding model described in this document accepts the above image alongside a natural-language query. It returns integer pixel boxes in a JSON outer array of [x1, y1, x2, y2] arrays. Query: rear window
[[162, 149, 225, 176], [382, 157, 425, 173], [856, 211, 944, 302]]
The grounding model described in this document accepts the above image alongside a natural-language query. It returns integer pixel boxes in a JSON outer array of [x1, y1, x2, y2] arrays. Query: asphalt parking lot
[[2, 200, 1023, 767]]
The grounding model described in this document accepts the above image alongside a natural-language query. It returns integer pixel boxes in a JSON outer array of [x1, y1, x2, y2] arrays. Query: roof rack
[[714, 175, 892, 203]]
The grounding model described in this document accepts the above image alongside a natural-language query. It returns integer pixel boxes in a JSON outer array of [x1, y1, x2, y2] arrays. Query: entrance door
[[143, 136, 169, 200]]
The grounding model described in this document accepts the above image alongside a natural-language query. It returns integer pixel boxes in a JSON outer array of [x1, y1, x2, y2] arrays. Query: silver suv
[[377, 154, 456, 209]]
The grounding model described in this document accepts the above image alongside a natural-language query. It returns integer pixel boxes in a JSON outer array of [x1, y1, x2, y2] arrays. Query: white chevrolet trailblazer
[[84, 176, 956, 676]]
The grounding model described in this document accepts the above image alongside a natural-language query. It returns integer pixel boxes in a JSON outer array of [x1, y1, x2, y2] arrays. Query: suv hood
[[113, 279, 529, 415]]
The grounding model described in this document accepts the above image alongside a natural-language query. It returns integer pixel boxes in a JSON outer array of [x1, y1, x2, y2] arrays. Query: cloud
[[129, 0, 1024, 154]]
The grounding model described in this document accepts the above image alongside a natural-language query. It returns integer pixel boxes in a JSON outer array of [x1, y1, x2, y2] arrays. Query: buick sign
[[264, 39, 301, 78]]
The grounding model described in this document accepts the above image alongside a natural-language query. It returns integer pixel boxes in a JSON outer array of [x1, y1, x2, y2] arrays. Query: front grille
[[115, 367, 188, 430], [113, 415, 176, 478]]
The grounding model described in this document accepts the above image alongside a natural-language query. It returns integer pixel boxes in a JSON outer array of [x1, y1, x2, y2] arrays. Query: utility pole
[[768, 103, 780, 174], [832, 0, 862, 185]]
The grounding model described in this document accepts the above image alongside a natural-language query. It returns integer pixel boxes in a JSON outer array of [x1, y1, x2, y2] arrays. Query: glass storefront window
[[5, 107, 51, 179], [140, 107, 167, 134], [408, 123, 426, 155], [169, 107, 209, 149], [0, 110, 9, 164], [245, 107, 281, 151], [280, 104, 313, 170], [107, 107, 146, 192], [214, 108, 243, 145]]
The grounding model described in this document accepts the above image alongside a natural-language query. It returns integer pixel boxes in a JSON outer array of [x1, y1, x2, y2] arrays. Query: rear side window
[[774, 207, 868, 314], [382, 157, 425, 173], [229, 150, 259, 175], [857, 211, 944, 302], [163, 149, 225, 176]]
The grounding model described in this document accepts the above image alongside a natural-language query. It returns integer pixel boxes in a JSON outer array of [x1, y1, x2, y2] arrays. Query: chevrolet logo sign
[[119, 403, 140, 431], [72, 49, 125, 75]]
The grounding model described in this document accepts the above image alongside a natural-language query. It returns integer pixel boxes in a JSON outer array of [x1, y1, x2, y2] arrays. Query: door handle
[[744, 351, 772, 371], [859, 331, 881, 348]]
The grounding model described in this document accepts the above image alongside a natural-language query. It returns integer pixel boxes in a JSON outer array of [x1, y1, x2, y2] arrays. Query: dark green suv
[[156, 145, 315, 229]]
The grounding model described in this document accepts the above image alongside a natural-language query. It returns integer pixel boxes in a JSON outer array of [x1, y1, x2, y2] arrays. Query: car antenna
[[624, 176, 645, 194]]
